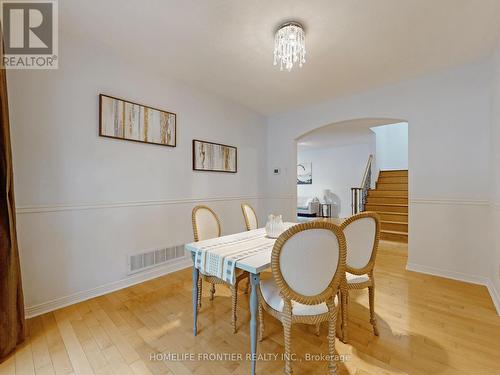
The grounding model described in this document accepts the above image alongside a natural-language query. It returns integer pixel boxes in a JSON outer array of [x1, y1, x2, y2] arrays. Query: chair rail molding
[[16, 195, 295, 214], [409, 198, 489, 206]]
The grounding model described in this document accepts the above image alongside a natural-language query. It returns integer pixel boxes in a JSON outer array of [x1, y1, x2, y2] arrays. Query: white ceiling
[[61, 0, 500, 115]]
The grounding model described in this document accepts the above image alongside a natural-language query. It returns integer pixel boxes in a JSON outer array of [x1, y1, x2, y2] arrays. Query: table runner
[[192, 225, 294, 284]]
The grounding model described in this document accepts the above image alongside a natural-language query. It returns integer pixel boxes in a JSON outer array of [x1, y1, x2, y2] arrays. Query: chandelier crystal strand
[[273, 22, 306, 72]]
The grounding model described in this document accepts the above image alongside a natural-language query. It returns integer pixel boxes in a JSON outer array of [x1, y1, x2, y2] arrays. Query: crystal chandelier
[[273, 22, 306, 71]]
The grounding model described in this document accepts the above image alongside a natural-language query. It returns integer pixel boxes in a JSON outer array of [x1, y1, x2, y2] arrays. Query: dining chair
[[192, 205, 249, 333], [258, 221, 347, 375], [339, 211, 380, 343], [241, 203, 258, 231]]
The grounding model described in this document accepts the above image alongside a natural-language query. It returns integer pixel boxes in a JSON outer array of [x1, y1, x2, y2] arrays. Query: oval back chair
[[192, 205, 221, 242], [241, 203, 258, 231], [339, 211, 380, 343], [191, 205, 248, 333], [258, 221, 346, 375]]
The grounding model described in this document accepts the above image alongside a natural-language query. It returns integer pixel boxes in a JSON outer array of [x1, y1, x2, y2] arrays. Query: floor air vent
[[128, 245, 186, 274]]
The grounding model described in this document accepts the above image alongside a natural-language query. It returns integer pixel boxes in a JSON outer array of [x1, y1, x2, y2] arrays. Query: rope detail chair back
[[342, 212, 380, 275], [191, 205, 248, 333], [339, 211, 381, 343], [260, 221, 346, 375], [192, 205, 221, 242], [272, 222, 345, 306], [241, 203, 258, 231]]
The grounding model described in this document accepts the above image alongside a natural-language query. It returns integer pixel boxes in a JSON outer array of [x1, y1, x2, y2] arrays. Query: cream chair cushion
[[346, 272, 370, 284], [279, 229, 339, 297], [242, 204, 258, 230], [194, 207, 220, 241], [260, 278, 338, 316], [343, 217, 376, 269]]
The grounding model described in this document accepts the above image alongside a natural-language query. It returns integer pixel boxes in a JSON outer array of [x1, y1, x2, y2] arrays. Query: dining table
[[184, 217, 344, 375]]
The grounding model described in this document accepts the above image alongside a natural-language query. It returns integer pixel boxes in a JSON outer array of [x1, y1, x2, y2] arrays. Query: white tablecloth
[[192, 225, 293, 284]]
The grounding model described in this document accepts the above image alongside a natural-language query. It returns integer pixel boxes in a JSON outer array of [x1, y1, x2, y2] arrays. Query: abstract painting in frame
[[297, 162, 312, 184], [192, 139, 237, 173], [99, 94, 176, 147]]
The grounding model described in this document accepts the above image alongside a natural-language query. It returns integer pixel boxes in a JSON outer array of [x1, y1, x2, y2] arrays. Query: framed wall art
[[297, 162, 312, 184], [192, 139, 237, 173], [99, 94, 176, 147]]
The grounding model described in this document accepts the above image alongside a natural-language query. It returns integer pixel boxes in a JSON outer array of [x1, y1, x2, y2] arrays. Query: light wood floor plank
[[53, 311, 95, 375], [0, 355, 16, 375], [14, 342, 35, 375], [30, 316, 53, 373], [129, 360, 154, 375], [92, 309, 140, 365], [79, 336, 109, 372], [101, 346, 134, 375], [41, 313, 74, 375]]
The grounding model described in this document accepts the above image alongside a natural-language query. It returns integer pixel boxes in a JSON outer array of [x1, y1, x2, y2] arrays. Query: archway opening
[[295, 118, 409, 244]]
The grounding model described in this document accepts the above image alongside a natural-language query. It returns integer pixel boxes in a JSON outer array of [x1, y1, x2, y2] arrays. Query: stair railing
[[351, 155, 373, 214]]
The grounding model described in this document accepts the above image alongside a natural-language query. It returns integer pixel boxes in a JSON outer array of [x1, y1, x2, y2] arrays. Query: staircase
[[365, 170, 408, 243]]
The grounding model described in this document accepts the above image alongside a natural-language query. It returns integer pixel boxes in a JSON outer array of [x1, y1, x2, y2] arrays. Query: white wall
[[8, 33, 268, 316], [489, 39, 500, 313], [267, 61, 495, 308], [297, 143, 373, 217], [371, 122, 408, 171]]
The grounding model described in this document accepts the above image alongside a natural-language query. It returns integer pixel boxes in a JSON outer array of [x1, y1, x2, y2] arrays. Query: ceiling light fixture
[[273, 21, 306, 72]]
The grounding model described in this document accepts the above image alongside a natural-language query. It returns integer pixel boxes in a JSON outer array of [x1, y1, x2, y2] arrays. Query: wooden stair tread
[[377, 180, 408, 186], [367, 197, 408, 205], [368, 190, 408, 197], [381, 229, 408, 236], [368, 197, 408, 199], [374, 211, 407, 216], [378, 178, 408, 183], [369, 190, 406, 193], [379, 170, 408, 175], [366, 203, 408, 207], [376, 184, 407, 190]]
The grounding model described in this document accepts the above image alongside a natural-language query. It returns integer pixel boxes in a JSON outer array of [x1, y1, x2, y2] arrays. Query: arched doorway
[[295, 118, 409, 243]]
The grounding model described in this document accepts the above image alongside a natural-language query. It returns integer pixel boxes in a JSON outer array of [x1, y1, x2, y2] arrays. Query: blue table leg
[[249, 273, 260, 375], [191, 253, 199, 336]]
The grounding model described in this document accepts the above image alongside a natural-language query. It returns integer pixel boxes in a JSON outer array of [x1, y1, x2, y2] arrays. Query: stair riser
[[381, 231, 408, 243], [379, 170, 408, 177], [378, 176, 408, 184], [367, 197, 408, 205], [368, 190, 408, 198], [378, 212, 408, 222], [376, 183, 408, 191], [381, 222, 408, 232], [365, 204, 408, 213]]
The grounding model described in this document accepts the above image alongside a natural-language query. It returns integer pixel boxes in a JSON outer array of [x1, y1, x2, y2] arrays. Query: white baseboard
[[25, 257, 192, 318], [406, 263, 500, 315], [409, 198, 489, 206], [406, 262, 490, 285], [486, 280, 500, 316]]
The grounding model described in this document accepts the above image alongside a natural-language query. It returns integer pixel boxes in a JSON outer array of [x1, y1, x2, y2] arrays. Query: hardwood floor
[[2, 241, 499, 375]]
